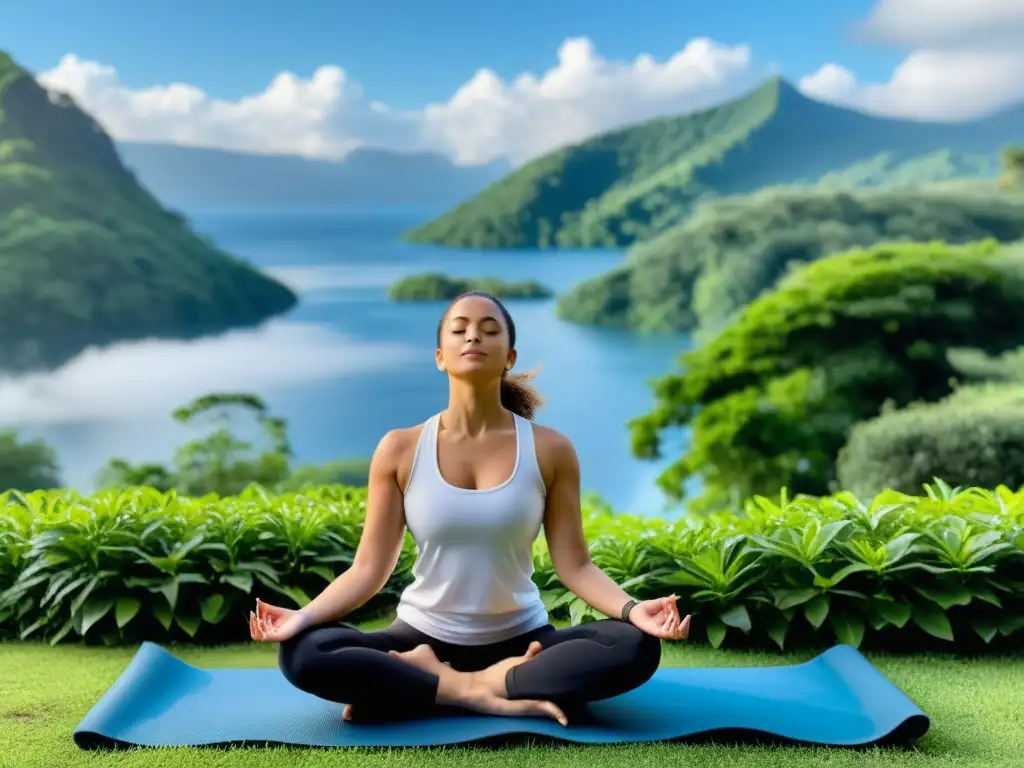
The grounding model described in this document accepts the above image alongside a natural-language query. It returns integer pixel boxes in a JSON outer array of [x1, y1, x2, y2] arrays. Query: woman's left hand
[[628, 594, 691, 640]]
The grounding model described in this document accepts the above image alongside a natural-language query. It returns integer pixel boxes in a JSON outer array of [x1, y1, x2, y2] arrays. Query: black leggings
[[278, 617, 661, 718]]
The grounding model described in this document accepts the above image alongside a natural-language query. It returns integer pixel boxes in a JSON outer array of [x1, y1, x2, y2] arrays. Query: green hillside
[[555, 182, 1024, 334], [404, 78, 1020, 250], [0, 52, 297, 373]]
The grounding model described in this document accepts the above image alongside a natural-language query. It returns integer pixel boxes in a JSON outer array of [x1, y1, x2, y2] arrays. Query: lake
[[3, 207, 696, 514]]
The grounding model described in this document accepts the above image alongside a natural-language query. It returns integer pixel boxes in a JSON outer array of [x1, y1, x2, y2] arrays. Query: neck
[[442, 378, 508, 435]]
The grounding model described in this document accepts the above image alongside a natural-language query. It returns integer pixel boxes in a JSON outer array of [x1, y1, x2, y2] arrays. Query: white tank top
[[394, 412, 551, 644]]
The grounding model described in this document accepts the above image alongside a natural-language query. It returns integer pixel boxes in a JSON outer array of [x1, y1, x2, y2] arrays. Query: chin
[[451, 362, 502, 381]]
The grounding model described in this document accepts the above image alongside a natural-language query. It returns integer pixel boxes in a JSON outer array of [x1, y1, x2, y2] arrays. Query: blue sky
[[3, 0, 1018, 167], [5, 0, 898, 108]]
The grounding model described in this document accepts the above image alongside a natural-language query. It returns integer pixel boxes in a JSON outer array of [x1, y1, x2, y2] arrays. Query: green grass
[[3, 615, 1023, 768]]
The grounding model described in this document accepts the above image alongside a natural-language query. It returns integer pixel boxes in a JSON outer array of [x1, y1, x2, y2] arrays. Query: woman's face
[[436, 295, 516, 380]]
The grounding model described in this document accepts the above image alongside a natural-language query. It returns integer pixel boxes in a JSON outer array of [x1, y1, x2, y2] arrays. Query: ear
[[435, 348, 445, 372], [505, 348, 517, 371]]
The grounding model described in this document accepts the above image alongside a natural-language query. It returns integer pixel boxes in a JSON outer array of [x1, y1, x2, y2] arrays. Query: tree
[[98, 392, 292, 496], [629, 239, 1024, 509], [0, 429, 61, 491], [1000, 147, 1024, 191]]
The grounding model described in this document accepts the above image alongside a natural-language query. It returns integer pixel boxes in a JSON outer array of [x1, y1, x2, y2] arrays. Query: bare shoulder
[[374, 422, 428, 490], [529, 422, 579, 487]]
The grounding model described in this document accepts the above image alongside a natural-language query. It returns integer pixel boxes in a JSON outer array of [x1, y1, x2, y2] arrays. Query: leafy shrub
[[629, 239, 1024, 505], [2, 482, 1023, 653], [837, 384, 1024, 497], [0, 485, 416, 646]]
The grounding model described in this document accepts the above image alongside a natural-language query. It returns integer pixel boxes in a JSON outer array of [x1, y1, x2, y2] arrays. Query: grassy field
[[2, 615, 1023, 768]]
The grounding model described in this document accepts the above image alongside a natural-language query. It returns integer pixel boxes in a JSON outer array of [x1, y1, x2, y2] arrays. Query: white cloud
[[854, 0, 1024, 49], [36, 36, 759, 167], [420, 37, 757, 165], [800, 0, 1024, 121], [0, 321, 419, 427], [37, 55, 419, 160]]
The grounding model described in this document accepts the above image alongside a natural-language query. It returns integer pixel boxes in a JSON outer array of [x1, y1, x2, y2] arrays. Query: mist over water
[[3, 208, 696, 514]]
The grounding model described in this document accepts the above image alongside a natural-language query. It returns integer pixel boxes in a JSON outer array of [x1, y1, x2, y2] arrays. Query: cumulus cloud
[[37, 55, 419, 160], [800, 0, 1024, 121], [420, 37, 757, 165], [36, 36, 759, 167], [853, 0, 1024, 49]]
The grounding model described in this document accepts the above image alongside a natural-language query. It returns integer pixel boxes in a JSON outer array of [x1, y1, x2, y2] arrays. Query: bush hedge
[[2, 481, 1022, 652], [837, 384, 1024, 497]]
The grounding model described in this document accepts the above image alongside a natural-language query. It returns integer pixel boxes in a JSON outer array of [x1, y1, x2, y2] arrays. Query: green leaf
[[706, 619, 727, 648], [175, 610, 201, 637], [152, 600, 173, 631], [115, 597, 142, 629], [661, 570, 709, 588], [803, 594, 829, 629], [877, 599, 912, 628], [158, 579, 178, 611], [813, 562, 872, 588], [303, 565, 335, 583], [912, 602, 954, 642], [970, 583, 1002, 607], [772, 588, 819, 610], [200, 593, 227, 624], [761, 610, 789, 650], [913, 582, 972, 610], [864, 600, 890, 631], [80, 596, 115, 636], [222, 572, 254, 594], [830, 610, 865, 648], [995, 615, 1024, 637], [972, 618, 998, 644], [569, 597, 589, 626], [718, 604, 751, 633]]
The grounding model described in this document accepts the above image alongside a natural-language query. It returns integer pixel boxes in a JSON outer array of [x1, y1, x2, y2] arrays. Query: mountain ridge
[[403, 77, 1019, 250], [115, 141, 510, 211], [0, 50, 297, 373]]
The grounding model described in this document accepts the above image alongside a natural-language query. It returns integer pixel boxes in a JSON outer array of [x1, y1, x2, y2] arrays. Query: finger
[[525, 641, 544, 659], [679, 614, 692, 639], [342, 704, 353, 722]]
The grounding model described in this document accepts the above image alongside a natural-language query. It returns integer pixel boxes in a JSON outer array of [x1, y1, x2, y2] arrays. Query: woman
[[249, 291, 691, 727]]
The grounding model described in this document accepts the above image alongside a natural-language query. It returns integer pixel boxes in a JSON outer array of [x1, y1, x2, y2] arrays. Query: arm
[[541, 430, 634, 620], [298, 430, 409, 626]]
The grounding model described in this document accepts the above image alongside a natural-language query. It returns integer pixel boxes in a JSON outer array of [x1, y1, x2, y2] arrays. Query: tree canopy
[[629, 238, 1024, 508]]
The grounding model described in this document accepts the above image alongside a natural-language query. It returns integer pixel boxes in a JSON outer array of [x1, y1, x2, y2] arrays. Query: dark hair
[[436, 291, 544, 420]]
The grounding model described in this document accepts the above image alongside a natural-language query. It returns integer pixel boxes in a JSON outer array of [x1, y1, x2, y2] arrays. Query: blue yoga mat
[[73, 641, 929, 749]]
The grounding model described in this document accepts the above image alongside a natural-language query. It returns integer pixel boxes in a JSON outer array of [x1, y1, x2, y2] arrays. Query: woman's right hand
[[250, 597, 311, 642]]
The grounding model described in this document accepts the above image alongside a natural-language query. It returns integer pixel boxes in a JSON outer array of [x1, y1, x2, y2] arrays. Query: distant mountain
[[0, 52, 297, 374], [115, 142, 510, 211], [404, 77, 1022, 249]]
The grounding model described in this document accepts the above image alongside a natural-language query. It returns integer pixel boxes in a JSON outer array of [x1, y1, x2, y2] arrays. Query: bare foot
[[342, 642, 567, 726]]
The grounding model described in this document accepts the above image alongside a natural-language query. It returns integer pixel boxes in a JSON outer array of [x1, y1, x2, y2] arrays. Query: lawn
[[2, 616, 1023, 768]]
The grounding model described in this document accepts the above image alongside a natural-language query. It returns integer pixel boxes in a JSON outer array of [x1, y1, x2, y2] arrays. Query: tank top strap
[[513, 413, 546, 497], [404, 413, 441, 494]]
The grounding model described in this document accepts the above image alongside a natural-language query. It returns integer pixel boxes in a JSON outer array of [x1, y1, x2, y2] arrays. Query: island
[[388, 273, 554, 302], [0, 51, 297, 374]]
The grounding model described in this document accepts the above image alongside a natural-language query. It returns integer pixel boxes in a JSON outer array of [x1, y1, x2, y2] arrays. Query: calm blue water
[[11, 208, 696, 514]]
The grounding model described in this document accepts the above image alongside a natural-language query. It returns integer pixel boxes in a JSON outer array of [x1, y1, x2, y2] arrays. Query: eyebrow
[[450, 315, 500, 323]]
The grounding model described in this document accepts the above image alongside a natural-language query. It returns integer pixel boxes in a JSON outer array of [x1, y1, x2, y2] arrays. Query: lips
[[461, 350, 486, 357]]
